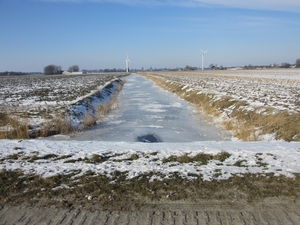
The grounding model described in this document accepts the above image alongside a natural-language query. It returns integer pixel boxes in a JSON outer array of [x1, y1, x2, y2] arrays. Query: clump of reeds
[[0, 113, 29, 139], [97, 105, 110, 120], [116, 82, 123, 92], [53, 115, 74, 134], [96, 84, 122, 122], [0, 111, 76, 139], [83, 114, 97, 128], [37, 114, 74, 137]]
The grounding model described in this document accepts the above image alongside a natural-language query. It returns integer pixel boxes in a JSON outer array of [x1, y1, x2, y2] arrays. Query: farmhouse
[[62, 71, 83, 75]]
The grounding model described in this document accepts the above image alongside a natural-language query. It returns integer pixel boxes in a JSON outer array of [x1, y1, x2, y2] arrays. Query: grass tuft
[[163, 152, 230, 164], [83, 114, 97, 128], [41, 154, 58, 160], [213, 151, 231, 162], [88, 154, 107, 164], [129, 154, 139, 160]]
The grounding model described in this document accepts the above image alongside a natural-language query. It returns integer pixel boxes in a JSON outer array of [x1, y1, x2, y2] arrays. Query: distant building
[[227, 67, 243, 70], [62, 71, 83, 75]]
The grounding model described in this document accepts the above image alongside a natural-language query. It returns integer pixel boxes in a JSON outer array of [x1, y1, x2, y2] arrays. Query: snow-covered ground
[[0, 73, 122, 126], [1, 140, 300, 181], [146, 69, 300, 114], [1, 70, 300, 181]]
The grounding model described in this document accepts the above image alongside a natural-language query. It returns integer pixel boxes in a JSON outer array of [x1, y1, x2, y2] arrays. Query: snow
[[1, 71, 300, 182], [1, 140, 300, 181], [67, 78, 122, 129], [148, 69, 300, 114], [0, 73, 121, 126]]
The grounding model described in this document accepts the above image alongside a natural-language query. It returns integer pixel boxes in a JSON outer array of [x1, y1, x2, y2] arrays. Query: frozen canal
[[70, 74, 231, 142]]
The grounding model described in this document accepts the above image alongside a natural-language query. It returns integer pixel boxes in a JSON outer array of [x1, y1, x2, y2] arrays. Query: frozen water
[[63, 74, 231, 142]]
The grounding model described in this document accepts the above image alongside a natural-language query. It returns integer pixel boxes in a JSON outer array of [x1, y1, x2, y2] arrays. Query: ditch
[[56, 73, 232, 142]]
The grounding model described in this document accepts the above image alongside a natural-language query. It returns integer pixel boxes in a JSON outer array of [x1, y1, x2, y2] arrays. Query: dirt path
[[1, 201, 300, 225]]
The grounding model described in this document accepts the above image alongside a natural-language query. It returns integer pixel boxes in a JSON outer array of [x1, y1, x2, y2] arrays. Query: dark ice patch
[[136, 133, 162, 143]]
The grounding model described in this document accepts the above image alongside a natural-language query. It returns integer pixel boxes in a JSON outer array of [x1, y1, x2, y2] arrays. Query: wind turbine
[[125, 54, 131, 73], [200, 49, 207, 70]]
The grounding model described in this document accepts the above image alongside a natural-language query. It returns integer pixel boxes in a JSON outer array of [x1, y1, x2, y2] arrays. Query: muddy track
[[1, 201, 300, 225]]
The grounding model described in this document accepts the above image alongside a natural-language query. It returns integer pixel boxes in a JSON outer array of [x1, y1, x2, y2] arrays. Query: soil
[[1, 198, 300, 224], [1, 170, 300, 224]]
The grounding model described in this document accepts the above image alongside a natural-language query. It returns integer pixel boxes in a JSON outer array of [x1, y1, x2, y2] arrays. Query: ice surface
[[64, 74, 231, 142]]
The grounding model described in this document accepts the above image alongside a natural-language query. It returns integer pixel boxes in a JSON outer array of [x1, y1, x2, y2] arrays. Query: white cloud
[[34, 0, 300, 12], [167, 0, 300, 12], [193, 0, 300, 12]]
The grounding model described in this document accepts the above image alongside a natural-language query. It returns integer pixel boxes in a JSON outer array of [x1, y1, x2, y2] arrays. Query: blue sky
[[1, 0, 300, 72]]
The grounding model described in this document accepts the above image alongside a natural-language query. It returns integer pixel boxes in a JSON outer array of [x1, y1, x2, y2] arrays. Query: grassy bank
[[140, 73, 300, 141], [1, 169, 299, 209], [0, 80, 124, 139]]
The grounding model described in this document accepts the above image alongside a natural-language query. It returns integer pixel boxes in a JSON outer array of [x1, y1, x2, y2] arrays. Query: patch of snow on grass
[[1, 140, 300, 181]]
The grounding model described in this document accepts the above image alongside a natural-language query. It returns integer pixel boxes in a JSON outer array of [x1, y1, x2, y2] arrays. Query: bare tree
[[68, 65, 79, 72], [44, 65, 57, 75], [296, 59, 300, 68], [44, 65, 62, 75], [57, 66, 62, 74]]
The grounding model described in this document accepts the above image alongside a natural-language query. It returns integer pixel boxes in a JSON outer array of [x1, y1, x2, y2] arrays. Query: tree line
[[0, 71, 40, 76], [44, 64, 79, 75]]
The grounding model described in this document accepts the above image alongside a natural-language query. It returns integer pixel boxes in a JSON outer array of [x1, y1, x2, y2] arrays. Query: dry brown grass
[[96, 87, 121, 122], [83, 114, 97, 128], [1, 169, 300, 208], [140, 73, 300, 141], [36, 115, 74, 137], [0, 79, 124, 139], [0, 113, 29, 139], [162, 151, 230, 164], [39, 121, 53, 137], [0, 112, 75, 139], [237, 111, 300, 141], [53, 115, 74, 134], [116, 82, 123, 92], [97, 105, 109, 119]]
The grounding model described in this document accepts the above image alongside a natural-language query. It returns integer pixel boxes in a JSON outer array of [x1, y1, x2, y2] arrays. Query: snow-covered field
[[1, 70, 300, 181], [1, 140, 300, 181], [146, 69, 300, 113], [0, 73, 123, 125]]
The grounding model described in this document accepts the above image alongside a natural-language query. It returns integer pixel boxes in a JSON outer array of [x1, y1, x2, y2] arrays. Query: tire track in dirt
[[1, 205, 300, 225]]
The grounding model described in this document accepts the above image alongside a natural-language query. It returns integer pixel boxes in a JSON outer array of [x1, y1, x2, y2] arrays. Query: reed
[[0, 113, 29, 139], [83, 114, 97, 128]]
